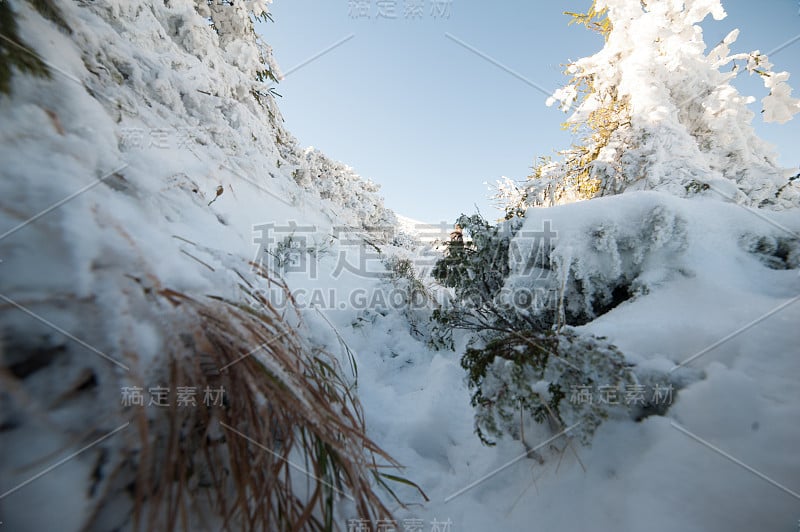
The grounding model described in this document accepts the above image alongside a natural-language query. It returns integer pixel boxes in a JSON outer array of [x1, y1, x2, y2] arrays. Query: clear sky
[[257, 0, 800, 223]]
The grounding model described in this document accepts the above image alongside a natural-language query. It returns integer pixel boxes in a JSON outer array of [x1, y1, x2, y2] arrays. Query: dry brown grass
[[90, 269, 414, 531]]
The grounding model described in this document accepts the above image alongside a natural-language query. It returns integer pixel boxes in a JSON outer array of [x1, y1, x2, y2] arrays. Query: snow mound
[[359, 191, 800, 531]]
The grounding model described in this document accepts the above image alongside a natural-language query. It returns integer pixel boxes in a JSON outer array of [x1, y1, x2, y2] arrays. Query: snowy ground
[[331, 193, 800, 531], [0, 1, 798, 531]]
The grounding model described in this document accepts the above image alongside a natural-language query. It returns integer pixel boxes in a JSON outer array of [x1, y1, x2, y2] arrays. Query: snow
[[1, 1, 799, 531], [339, 192, 800, 531], [279, 192, 800, 531]]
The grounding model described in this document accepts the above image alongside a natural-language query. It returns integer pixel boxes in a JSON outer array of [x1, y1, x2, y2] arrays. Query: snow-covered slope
[[0, 1, 398, 529]]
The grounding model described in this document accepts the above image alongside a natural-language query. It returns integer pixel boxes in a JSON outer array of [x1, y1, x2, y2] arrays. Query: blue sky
[[257, 0, 800, 223]]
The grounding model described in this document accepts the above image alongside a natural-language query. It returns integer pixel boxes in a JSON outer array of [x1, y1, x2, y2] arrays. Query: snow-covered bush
[[507, 202, 690, 326], [390, 228, 419, 250], [491, 176, 530, 221], [289, 147, 397, 230], [462, 328, 633, 446], [269, 234, 313, 271], [430, 214, 635, 446], [517, 0, 800, 210], [351, 255, 438, 347], [431, 214, 523, 329], [739, 232, 800, 270], [440, 200, 692, 333], [433, 198, 695, 447], [196, 0, 280, 83], [0, 1, 64, 94], [379, 255, 436, 340], [429, 214, 508, 350]]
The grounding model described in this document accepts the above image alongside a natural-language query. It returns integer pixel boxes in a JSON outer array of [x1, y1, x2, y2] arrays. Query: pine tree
[[0, 2, 57, 95], [514, 0, 800, 211], [194, 0, 282, 101]]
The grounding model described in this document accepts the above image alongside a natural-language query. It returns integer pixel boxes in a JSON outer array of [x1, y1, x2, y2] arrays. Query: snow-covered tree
[[289, 147, 398, 230], [510, 0, 800, 211], [430, 213, 664, 447], [0, 1, 69, 94], [448, 0, 800, 450], [196, 0, 281, 83]]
